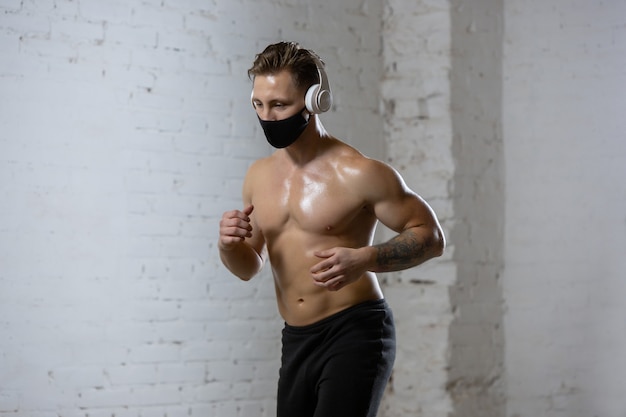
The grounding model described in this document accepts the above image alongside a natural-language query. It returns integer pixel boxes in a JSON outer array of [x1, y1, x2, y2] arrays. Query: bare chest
[[252, 170, 371, 239]]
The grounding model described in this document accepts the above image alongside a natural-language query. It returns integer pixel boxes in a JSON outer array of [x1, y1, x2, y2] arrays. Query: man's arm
[[369, 219, 445, 273], [219, 239, 265, 281], [219, 203, 266, 281], [310, 158, 444, 290], [368, 161, 445, 272]]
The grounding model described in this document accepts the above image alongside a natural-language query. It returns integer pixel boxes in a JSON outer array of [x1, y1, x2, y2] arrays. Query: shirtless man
[[219, 42, 445, 417]]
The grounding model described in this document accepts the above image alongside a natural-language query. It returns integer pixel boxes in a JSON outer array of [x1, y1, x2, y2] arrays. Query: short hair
[[248, 41, 322, 92]]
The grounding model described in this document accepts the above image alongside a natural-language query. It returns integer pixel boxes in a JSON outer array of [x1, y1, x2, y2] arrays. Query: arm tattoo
[[374, 229, 430, 272]]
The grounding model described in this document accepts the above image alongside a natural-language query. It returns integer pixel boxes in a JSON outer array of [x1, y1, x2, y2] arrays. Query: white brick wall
[[5, 1, 623, 416], [0, 1, 383, 416], [447, 1, 506, 416], [503, 1, 626, 416], [379, 2, 456, 416]]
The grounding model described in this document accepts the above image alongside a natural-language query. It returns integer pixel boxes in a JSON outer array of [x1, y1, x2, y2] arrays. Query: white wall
[[379, 1, 457, 416], [502, 1, 626, 416], [4, 0, 624, 416], [0, 1, 382, 416], [449, 1, 506, 416]]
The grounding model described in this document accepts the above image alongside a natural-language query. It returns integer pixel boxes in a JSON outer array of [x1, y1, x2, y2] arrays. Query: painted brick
[[107, 364, 159, 386], [128, 343, 181, 364], [0, 392, 19, 413], [503, 1, 626, 416], [157, 363, 205, 384], [0, 0, 452, 416], [379, 1, 456, 415], [181, 340, 230, 362]]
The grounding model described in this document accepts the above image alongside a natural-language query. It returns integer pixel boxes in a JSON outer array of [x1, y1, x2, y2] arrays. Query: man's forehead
[[252, 71, 303, 98]]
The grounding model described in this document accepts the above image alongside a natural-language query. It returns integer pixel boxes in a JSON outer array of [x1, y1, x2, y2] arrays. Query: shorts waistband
[[283, 298, 389, 334]]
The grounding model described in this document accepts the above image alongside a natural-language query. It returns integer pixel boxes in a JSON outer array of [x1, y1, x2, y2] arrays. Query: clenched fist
[[219, 205, 254, 250]]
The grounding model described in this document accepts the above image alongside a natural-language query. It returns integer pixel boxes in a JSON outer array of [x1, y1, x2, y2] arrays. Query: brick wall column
[[379, 2, 457, 416]]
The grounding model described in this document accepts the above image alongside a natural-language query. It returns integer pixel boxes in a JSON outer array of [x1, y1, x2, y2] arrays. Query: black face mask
[[258, 107, 309, 149]]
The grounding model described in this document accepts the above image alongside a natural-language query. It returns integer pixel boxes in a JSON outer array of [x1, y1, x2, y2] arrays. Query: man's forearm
[[370, 227, 444, 273], [219, 242, 264, 281]]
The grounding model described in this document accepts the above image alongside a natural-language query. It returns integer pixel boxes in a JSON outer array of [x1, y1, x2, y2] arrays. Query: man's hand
[[219, 205, 254, 250], [310, 247, 374, 291]]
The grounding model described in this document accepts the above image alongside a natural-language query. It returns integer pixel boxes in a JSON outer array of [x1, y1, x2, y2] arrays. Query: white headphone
[[304, 55, 333, 114]]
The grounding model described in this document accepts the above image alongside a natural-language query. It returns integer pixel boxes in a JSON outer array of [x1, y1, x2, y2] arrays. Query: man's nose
[[258, 108, 274, 121]]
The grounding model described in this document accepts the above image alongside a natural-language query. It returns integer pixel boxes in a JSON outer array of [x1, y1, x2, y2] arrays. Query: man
[[218, 41, 445, 417]]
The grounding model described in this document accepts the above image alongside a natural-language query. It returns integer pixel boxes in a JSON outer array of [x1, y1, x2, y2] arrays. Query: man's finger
[[310, 259, 334, 275], [243, 204, 254, 216], [313, 249, 334, 259]]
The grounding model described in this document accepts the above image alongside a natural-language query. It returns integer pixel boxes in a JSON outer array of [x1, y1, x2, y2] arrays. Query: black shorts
[[277, 299, 396, 417]]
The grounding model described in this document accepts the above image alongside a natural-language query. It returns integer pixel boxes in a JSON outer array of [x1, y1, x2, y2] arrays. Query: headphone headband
[[305, 55, 333, 114]]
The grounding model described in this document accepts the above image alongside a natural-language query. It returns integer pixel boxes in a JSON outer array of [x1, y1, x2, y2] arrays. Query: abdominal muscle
[[268, 228, 383, 326]]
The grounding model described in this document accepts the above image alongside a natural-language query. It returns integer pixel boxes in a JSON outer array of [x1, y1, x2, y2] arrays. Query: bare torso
[[246, 139, 383, 326]]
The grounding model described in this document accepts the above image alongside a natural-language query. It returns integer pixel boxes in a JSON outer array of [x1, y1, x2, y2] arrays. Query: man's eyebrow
[[252, 96, 291, 103]]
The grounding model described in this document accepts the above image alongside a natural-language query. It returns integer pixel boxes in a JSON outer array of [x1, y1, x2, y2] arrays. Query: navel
[[326, 225, 333, 232]]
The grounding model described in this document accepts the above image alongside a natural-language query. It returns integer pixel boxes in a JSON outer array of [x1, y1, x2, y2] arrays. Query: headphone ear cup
[[305, 84, 321, 113], [316, 89, 332, 113]]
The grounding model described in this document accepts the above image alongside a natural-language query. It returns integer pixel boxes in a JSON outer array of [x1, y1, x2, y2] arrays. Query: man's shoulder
[[328, 139, 373, 166], [330, 142, 395, 178], [242, 155, 274, 197], [245, 154, 275, 175], [330, 145, 406, 200]]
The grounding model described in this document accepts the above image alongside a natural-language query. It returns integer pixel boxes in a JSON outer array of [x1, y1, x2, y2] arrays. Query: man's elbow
[[222, 265, 260, 282], [430, 226, 446, 258]]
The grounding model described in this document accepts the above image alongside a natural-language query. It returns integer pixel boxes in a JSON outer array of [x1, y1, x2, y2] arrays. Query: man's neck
[[283, 116, 329, 166]]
